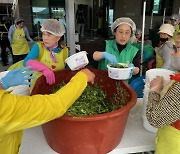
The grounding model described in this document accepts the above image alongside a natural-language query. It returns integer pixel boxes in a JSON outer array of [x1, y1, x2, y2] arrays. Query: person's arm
[[0, 67, 34, 90], [24, 26, 34, 42], [146, 80, 180, 128], [93, 51, 104, 61], [8, 25, 14, 44], [161, 43, 173, 69], [23, 43, 40, 66], [92, 41, 106, 61], [92, 41, 117, 65], [132, 50, 141, 75], [0, 69, 95, 133]]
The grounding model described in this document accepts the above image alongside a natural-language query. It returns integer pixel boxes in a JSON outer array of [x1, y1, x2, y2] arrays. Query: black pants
[[0, 37, 13, 65], [13, 54, 27, 64]]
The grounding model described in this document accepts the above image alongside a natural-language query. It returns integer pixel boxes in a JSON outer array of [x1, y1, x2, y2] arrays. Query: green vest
[[131, 42, 154, 60], [98, 40, 139, 70]]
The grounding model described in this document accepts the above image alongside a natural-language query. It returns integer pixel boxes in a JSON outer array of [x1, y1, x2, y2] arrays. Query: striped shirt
[[146, 82, 180, 128]]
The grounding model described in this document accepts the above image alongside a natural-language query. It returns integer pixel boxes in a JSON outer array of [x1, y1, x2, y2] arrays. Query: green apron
[[131, 42, 154, 60], [98, 40, 139, 70], [11, 28, 29, 55]]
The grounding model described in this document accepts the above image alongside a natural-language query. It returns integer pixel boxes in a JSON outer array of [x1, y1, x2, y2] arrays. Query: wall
[[31, 0, 48, 7], [0, 0, 13, 3], [74, 0, 93, 14], [173, 0, 180, 13], [74, 0, 93, 30], [17, 0, 33, 35], [15, 0, 179, 37], [114, 0, 180, 35]]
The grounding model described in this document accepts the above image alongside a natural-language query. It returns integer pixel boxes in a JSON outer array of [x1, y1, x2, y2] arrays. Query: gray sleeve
[[24, 26, 31, 40], [8, 25, 14, 43], [161, 43, 173, 69]]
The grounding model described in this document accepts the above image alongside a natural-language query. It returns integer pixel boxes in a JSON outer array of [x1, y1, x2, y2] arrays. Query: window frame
[[142, 0, 173, 16]]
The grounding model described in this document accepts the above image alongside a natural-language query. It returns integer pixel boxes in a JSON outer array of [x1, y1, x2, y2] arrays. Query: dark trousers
[[13, 54, 27, 64], [0, 37, 13, 65]]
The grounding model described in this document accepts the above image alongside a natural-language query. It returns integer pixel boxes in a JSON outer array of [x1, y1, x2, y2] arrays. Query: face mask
[[160, 38, 169, 43], [171, 55, 180, 71]]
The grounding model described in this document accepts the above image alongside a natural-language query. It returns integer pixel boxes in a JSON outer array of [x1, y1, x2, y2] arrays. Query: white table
[[20, 98, 156, 154]]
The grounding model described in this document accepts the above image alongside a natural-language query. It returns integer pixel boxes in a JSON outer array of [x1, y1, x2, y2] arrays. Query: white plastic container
[[142, 68, 174, 133], [0, 71, 30, 96], [145, 68, 174, 83], [107, 63, 133, 80], [65, 51, 89, 71], [9, 85, 30, 96]]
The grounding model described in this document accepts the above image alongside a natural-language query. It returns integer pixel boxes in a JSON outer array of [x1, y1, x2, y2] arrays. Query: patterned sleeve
[[146, 82, 180, 128]]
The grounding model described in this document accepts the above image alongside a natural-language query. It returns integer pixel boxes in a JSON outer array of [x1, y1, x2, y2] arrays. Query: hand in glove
[[102, 52, 118, 65], [1, 66, 35, 89], [150, 76, 164, 93], [26, 60, 55, 85], [128, 64, 135, 79]]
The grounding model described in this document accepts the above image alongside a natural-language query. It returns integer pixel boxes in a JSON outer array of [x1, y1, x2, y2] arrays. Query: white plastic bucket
[[9, 85, 30, 96], [107, 63, 133, 80], [65, 51, 89, 71], [145, 68, 174, 83], [142, 68, 174, 133]]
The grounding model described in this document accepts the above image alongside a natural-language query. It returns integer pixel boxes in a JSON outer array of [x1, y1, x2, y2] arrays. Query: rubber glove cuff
[[1, 79, 9, 89], [102, 52, 118, 65], [128, 64, 135, 79], [102, 52, 107, 59]]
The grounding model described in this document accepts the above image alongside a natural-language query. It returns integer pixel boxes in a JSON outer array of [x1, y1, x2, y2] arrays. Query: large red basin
[[31, 68, 137, 154]]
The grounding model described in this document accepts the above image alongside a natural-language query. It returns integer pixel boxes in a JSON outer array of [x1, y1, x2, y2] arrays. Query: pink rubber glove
[[26, 60, 55, 85]]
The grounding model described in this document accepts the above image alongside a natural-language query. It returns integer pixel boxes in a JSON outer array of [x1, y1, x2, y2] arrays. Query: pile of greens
[[52, 83, 116, 116], [110, 63, 128, 68]]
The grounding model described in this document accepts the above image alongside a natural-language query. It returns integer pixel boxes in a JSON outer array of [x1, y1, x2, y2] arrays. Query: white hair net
[[14, 17, 24, 24], [111, 17, 136, 35], [170, 14, 180, 20], [135, 29, 142, 35], [41, 19, 65, 37], [158, 24, 175, 37]]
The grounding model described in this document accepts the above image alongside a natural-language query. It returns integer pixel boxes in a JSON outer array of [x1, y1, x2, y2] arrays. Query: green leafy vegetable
[[52, 82, 129, 116], [110, 63, 128, 68], [52, 83, 116, 116]]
